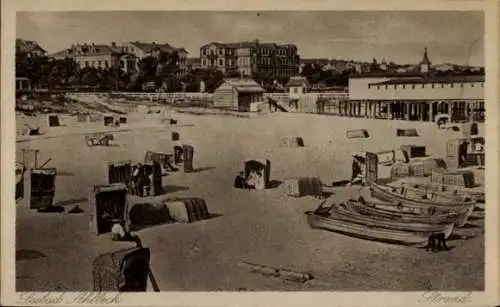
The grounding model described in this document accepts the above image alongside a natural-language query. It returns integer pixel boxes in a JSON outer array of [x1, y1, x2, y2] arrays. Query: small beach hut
[[48, 114, 60, 127], [244, 159, 271, 190], [30, 168, 57, 209], [104, 114, 115, 126], [88, 183, 128, 235], [213, 78, 265, 112], [351, 152, 378, 185], [16, 162, 25, 200], [182, 144, 194, 173], [286, 76, 309, 100], [92, 247, 150, 291]]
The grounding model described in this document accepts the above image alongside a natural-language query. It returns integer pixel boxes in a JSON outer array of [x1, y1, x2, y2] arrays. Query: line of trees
[[15, 49, 300, 93]]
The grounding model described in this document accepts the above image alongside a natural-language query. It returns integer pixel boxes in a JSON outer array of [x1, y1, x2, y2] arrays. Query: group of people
[[234, 168, 266, 190]]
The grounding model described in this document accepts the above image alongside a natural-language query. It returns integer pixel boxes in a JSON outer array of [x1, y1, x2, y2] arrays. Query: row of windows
[[202, 47, 296, 57], [202, 58, 298, 67], [368, 82, 485, 90], [82, 60, 110, 68]]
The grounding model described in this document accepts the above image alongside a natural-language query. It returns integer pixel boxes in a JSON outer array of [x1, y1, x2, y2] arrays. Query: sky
[[16, 11, 484, 66]]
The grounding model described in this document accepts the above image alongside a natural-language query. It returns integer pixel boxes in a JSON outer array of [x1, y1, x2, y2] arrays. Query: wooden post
[[429, 101, 433, 122]]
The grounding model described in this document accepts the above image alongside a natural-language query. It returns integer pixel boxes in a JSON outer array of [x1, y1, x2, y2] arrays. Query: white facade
[[349, 77, 484, 101]]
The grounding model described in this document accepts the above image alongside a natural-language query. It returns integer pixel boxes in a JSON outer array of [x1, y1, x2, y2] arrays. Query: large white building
[[347, 48, 484, 122]]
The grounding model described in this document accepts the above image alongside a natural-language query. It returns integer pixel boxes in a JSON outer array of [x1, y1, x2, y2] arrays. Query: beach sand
[[15, 110, 485, 291]]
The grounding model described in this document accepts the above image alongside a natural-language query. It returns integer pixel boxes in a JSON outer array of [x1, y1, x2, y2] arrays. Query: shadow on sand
[[54, 197, 88, 207], [129, 202, 223, 232], [16, 249, 47, 261], [448, 233, 476, 241], [36, 205, 65, 213], [161, 185, 189, 194], [267, 180, 283, 189], [190, 166, 216, 173]]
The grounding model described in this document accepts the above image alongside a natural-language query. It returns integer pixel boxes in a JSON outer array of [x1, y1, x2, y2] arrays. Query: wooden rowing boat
[[367, 180, 475, 214], [390, 180, 485, 204], [305, 209, 454, 248], [345, 198, 474, 228], [322, 202, 455, 233]]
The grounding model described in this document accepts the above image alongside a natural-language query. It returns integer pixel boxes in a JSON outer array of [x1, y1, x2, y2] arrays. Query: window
[[294, 88, 298, 94], [202, 59, 206, 66], [219, 59, 223, 66]]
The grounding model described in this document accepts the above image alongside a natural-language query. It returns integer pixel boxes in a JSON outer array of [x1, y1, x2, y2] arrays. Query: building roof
[[369, 75, 485, 86], [49, 44, 116, 58], [129, 41, 177, 53], [201, 41, 297, 50], [219, 78, 265, 92], [420, 47, 431, 65], [16, 39, 46, 54], [286, 76, 309, 87], [176, 48, 189, 54]]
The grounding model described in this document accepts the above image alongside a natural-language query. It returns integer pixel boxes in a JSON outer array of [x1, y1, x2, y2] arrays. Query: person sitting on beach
[[349, 157, 363, 186], [246, 170, 258, 189], [474, 141, 484, 152], [254, 170, 265, 190]]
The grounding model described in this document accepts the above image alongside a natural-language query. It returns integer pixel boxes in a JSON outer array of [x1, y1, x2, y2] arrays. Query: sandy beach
[[15, 109, 485, 291]]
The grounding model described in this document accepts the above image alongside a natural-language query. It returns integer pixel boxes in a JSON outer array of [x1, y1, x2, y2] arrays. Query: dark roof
[[49, 44, 116, 58], [16, 39, 46, 53], [286, 77, 309, 87], [129, 42, 177, 53], [369, 75, 485, 86], [201, 41, 297, 50], [219, 78, 265, 92]]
